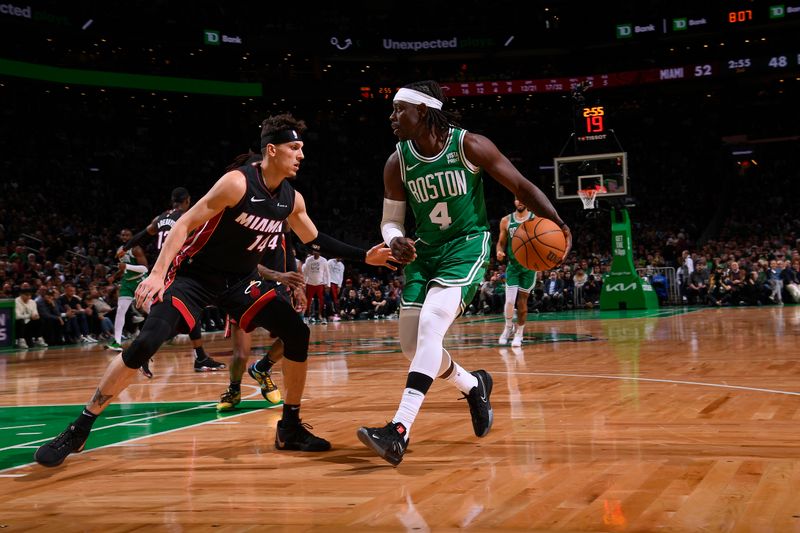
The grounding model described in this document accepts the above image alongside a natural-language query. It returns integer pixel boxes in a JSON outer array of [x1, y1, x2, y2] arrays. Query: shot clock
[[575, 104, 609, 142], [582, 106, 605, 135]]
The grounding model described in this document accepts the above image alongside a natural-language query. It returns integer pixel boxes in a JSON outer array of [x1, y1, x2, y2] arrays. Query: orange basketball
[[511, 217, 566, 271]]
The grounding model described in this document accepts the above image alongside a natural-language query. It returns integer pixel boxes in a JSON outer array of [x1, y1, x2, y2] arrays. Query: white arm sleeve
[[381, 198, 406, 246], [125, 264, 149, 274]]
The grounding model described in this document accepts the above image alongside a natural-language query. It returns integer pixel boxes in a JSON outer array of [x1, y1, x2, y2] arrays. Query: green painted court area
[[0, 400, 277, 471]]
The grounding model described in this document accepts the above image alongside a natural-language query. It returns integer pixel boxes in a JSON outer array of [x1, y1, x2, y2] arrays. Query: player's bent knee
[[248, 298, 308, 362], [121, 315, 174, 369], [280, 322, 309, 362], [418, 304, 455, 338]]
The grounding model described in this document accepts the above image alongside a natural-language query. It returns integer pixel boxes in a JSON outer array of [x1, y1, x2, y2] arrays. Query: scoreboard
[[358, 47, 799, 100], [440, 49, 799, 97], [359, 45, 800, 101]]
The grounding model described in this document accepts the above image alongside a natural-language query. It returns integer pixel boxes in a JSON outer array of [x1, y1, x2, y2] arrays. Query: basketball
[[511, 217, 566, 271]]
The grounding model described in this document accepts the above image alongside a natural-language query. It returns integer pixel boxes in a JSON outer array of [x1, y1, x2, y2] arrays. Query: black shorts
[[148, 269, 308, 359], [161, 269, 284, 334], [223, 283, 292, 338]]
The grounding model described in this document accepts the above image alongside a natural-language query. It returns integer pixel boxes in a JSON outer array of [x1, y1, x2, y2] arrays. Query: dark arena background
[[1, 1, 799, 531]]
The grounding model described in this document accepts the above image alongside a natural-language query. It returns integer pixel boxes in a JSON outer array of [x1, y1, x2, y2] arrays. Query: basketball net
[[578, 186, 606, 210], [578, 189, 598, 210]]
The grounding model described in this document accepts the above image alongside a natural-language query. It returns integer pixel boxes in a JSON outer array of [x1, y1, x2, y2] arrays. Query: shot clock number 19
[[583, 106, 605, 134]]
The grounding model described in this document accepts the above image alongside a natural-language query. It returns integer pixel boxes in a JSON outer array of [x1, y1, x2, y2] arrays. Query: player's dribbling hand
[[389, 237, 416, 264], [366, 243, 399, 270], [560, 224, 573, 262], [135, 275, 165, 308]]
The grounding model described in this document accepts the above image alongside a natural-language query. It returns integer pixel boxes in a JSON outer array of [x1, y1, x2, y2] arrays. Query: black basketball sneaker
[[34, 423, 90, 467], [274, 420, 331, 452], [356, 421, 408, 466], [462, 370, 493, 437], [194, 356, 226, 372]]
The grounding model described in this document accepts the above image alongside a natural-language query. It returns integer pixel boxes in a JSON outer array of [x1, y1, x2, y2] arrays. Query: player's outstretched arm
[[288, 191, 398, 269], [464, 133, 572, 260]]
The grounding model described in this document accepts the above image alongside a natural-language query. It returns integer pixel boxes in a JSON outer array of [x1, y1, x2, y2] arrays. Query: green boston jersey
[[506, 210, 535, 268], [120, 248, 145, 284], [397, 127, 489, 245]]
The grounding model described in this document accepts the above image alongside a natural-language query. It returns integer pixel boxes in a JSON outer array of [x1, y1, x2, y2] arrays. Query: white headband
[[393, 88, 443, 110]]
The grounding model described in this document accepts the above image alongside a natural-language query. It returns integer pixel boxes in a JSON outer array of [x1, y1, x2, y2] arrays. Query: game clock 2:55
[[727, 58, 751, 70]]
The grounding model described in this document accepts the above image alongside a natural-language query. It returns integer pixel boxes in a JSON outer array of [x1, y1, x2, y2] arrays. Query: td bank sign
[[204, 29, 243, 45]]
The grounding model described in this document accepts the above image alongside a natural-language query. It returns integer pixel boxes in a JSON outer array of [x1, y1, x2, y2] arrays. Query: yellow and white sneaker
[[216, 386, 241, 411], [248, 363, 282, 404]]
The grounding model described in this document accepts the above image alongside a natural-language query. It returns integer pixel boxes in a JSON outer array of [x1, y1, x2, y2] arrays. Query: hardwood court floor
[[1, 306, 799, 532]]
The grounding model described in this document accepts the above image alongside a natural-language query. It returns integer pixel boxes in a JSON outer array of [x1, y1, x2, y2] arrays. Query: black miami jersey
[[261, 231, 297, 272], [172, 162, 295, 278], [154, 208, 185, 251]]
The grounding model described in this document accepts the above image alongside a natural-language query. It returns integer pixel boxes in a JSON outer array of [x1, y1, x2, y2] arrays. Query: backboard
[[554, 152, 628, 201]]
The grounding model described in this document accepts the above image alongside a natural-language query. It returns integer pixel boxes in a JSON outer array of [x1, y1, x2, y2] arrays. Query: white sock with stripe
[[443, 360, 478, 394], [393, 388, 424, 441]]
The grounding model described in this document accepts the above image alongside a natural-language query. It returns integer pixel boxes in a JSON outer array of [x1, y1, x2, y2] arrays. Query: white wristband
[[125, 264, 149, 274], [381, 225, 404, 246], [381, 198, 406, 246]]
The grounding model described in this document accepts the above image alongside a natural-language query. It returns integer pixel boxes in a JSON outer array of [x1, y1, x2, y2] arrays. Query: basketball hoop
[[578, 185, 607, 210], [578, 189, 598, 210]]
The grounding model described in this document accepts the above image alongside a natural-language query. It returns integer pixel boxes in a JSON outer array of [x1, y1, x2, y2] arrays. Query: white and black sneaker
[[498, 324, 514, 345], [357, 421, 408, 466], [194, 357, 226, 372], [462, 370, 493, 437]]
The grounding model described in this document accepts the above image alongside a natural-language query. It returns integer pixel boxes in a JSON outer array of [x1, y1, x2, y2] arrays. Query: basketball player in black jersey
[[35, 113, 396, 467], [121, 187, 226, 376], [216, 152, 306, 410]]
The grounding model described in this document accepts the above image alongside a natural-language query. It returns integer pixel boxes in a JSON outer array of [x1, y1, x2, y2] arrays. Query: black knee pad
[[246, 298, 309, 362], [121, 315, 176, 369], [281, 321, 309, 362]]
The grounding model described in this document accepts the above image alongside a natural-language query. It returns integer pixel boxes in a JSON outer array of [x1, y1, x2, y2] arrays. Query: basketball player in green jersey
[[357, 80, 572, 466], [108, 229, 149, 352], [496, 198, 538, 347]]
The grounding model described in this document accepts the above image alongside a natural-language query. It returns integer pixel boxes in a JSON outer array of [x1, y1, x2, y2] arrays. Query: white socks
[[444, 360, 478, 394], [511, 325, 525, 347], [393, 388, 425, 440]]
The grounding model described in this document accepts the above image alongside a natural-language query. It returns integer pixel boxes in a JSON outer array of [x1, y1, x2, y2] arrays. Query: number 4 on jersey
[[429, 201, 452, 230]]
